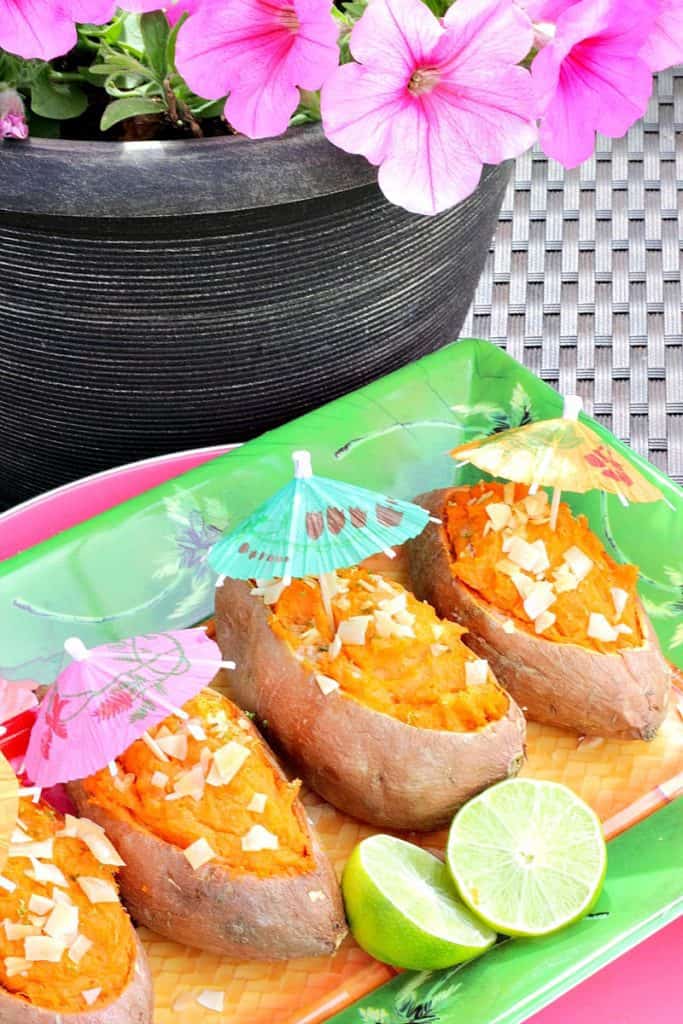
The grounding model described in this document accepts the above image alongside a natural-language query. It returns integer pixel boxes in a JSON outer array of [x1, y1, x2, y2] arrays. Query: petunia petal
[[537, 58, 599, 167], [226, 69, 301, 138], [441, 0, 535, 69], [640, 0, 683, 71], [0, 0, 78, 60], [377, 95, 485, 215], [436, 64, 538, 164], [349, 0, 445, 81], [321, 61, 406, 166]]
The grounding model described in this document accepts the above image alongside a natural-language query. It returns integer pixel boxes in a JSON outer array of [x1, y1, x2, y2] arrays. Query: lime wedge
[[341, 834, 496, 969], [447, 779, 607, 937]]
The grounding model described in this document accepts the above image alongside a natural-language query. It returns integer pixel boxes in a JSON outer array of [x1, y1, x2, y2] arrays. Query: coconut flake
[[24, 935, 66, 963], [377, 592, 407, 616], [247, 792, 267, 813], [26, 861, 68, 888], [3, 921, 42, 940], [315, 673, 339, 696], [523, 583, 556, 622], [172, 764, 207, 801], [485, 503, 512, 532], [328, 633, 342, 660], [502, 619, 516, 634], [308, 890, 326, 902], [52, 888, 73, 907], [44, 904, 79, 942], [553, 564, 579, 593], [563, 546, 593, 582], [10, 828, 31, 845], [151, 771, 168, 789], [534, 611, 556, 635], [82, 988, 102, 1007], [615, 623, 633, 635], [0, 877, 16, 894], [523, 491, 549, 519], [8, 839, 53, 861], [431, 624, 444, 640], [337, 616, 372, 646], [156, 733, 188, 761], [68, 934, 93, 964], [76, 821, 125, 867], [611, 587, 629, 620], [142, 731, 170, 762], [430, 644, 449, 657], [197, 990, 225, 1013], [465, 660, 489, 687], [4, 957, 31, 977], [508, 536, 548, 574], [183, 837, 216, 870], [587, 613, 618, 643], [28, 894, 54, 916], [241, 825, 279, 852], [206, 741, 250, 787], [511, 571, 535, 600], [76, 877, 119, 905]]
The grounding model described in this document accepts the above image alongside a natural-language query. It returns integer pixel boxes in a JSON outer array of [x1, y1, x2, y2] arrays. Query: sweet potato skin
[[68, 719, 347, 960], [214, 578, 526, 832], [0, 931, 152, 1024], [407, 488, 671, 740]]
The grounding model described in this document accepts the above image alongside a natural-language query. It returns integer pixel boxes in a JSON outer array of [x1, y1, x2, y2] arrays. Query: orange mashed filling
[[444, 481, 642, 652], [0, 799, 134, 1013], [82, 690, 314, 878], [269, 567, 509, 732]]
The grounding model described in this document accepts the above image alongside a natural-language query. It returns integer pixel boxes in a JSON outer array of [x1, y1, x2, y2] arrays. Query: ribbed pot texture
[[0, 127, 511, 507]]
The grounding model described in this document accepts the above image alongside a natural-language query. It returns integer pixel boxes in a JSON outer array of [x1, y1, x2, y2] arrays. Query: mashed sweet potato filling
[[444, 481, 642, 652], [82, 690, 314, 878], [268, 567, 509, 732], [0, 798, 134, 1013]]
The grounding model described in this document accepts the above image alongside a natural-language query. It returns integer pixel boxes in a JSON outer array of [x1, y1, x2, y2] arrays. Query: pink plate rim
[[0, 445, 238, 562]]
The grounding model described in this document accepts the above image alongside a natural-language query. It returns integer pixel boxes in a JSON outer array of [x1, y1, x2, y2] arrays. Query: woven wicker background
[[462, 67, 683, 484]]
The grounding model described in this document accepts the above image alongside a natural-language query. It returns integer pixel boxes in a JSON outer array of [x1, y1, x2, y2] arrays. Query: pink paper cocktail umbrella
[[24, 629, 234, 788]]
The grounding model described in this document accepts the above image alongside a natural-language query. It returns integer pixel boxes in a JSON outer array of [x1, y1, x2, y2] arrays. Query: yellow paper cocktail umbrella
[[0, 751, 19, 875], [452, 395, 666, 529]]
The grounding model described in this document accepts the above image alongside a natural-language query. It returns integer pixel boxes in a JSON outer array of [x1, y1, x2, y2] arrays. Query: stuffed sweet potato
[[215, 567, 526, 831], [68, 690, 346, 959], [0, 798, 152, 1024], [408, 482, 671, 740]]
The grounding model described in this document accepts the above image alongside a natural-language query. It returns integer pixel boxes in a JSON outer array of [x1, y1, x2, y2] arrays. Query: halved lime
[[341, 834, 496, 969], [447, 778, 607, 937]]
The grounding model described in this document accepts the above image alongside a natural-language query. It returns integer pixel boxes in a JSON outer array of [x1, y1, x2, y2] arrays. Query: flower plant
[[0, 0, 680, 214]]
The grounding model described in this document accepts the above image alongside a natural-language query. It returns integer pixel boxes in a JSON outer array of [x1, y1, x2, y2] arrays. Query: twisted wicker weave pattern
[[463, 68, 683, 484]]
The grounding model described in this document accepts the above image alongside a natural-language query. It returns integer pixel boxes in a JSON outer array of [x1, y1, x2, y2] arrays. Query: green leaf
[[30, 68, 88, 121], [140, 11, 170, 80], [100, 95, 162, 131], [166, 13, 187, 70]]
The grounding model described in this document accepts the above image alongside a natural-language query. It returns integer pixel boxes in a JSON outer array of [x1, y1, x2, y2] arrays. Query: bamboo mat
[[462, 67, 683, 485]]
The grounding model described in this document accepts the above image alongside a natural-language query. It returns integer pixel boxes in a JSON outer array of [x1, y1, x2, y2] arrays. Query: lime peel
[[447, 778, 607, 938]]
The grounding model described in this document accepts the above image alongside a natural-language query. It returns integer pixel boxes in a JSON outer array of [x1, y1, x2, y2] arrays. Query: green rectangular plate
[[0, 338, 681, 1022]]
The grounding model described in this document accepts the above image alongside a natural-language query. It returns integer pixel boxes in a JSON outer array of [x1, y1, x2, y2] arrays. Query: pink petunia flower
[[166, 0, 202, 26], [175, 0, 340, 139], [531, 0, 658, 168], [0, 0, 164, 61], [640, 0, 683, 71], [0, 87, 28, 139], [321, 0, 537, 216]]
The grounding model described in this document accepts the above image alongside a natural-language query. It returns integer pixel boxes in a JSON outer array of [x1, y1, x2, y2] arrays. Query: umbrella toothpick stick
[[549, 395, 583, 531], [550, 487, 562, 531]]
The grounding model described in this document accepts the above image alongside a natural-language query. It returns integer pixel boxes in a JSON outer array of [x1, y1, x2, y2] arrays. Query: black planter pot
[[0, 126, 510, 507]]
